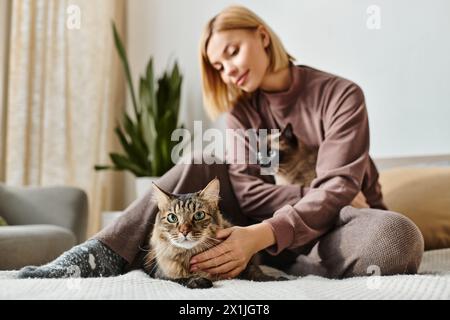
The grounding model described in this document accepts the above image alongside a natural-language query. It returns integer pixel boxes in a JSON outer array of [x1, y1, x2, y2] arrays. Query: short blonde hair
[[199, 5, 296, 120]]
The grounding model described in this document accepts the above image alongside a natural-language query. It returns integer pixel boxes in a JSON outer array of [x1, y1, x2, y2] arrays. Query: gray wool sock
[[17, 239, 127, 279]]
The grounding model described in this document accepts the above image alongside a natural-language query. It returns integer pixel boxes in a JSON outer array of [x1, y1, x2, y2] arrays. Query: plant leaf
[[109, 153, 148, 177], [145, 58, 157, 118], [114, 125, 149, 171], [94, 165, 114, 171], [112, 21, 140, 120]]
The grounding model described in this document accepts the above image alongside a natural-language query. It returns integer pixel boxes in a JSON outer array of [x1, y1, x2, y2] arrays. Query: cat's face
[[258, 123, 298, 169], [152, 179, 222, 250]]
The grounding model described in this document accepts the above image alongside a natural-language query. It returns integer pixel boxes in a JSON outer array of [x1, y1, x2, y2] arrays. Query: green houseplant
[[95, 22, 184, 195]]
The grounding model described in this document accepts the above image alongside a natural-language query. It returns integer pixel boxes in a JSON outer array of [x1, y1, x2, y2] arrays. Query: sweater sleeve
[[264, 83, 371, 255], [226, 112, 308, 222]]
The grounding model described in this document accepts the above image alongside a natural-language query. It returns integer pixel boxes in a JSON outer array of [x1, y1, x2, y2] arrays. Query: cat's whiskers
[[145, 242, 171, 275], [145, 240, 170, 259], [144, 245, 166, 266], [203, 236, 221, 243], [198, 238, 233, 264], [147, 256, 160, 276], [201, 237, 226, 253], [198, 238, 220, 250]]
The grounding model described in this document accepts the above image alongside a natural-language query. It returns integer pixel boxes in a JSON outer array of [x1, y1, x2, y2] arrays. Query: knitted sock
[[17, 239, 127, 279]]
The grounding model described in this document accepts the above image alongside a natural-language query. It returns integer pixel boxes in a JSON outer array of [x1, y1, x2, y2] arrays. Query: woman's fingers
[[190, 241, 233, 266], [216, 227, 235, 239], [218, 266, 243, 280], [190, 249, 234, 271], [204, 260, 237, 275]]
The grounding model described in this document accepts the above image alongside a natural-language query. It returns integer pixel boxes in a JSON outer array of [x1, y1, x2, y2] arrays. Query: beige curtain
[[0, 0, 11, 177], [4, 0, 127, 238]]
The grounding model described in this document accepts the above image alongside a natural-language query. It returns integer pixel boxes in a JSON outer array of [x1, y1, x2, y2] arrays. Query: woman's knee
[[157, 151, 228, 189], [181, 150, 226, 166], [347, 209, 424, 277]]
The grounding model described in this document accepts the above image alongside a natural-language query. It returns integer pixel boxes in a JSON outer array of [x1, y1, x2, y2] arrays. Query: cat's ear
[[281, 123, 298, 146], [199, 178, 220, 205], [282, 123, 293, 139], [152, 183, 174, 210]]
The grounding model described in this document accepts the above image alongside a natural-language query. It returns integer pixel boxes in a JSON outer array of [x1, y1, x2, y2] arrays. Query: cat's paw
[[186, 277, 213, 289], [275, 276, 290, 281]]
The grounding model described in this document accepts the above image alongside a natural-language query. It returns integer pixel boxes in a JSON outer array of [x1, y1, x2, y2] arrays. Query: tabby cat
[[144, 178, 285, 289]]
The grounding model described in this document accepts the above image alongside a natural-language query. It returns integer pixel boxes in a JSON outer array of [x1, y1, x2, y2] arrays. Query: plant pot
[[135, 176, 160, 200]]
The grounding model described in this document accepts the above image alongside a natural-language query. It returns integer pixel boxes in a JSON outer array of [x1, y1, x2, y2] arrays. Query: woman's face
[[206, 26, 270, 93]]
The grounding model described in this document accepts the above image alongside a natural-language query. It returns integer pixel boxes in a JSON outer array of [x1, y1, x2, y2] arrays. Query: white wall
[[128, 0, 450, 158]]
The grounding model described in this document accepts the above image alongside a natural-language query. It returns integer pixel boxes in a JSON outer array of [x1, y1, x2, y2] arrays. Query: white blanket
[[1, 248, 449, 300]]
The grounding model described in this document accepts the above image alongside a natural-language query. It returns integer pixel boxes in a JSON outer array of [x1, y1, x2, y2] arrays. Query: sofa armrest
[[0, 183, 88, 243]]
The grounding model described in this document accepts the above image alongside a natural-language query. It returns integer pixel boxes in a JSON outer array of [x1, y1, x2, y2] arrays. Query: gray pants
[[94, 157, 424, 279]]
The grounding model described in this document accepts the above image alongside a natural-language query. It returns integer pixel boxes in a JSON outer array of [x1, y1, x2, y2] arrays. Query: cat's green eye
[[167, 213, 178, 223], [193, 211, 205, 221]]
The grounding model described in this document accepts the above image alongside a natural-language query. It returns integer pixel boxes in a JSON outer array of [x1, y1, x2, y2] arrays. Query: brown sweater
[[226, 63, 387, 256]]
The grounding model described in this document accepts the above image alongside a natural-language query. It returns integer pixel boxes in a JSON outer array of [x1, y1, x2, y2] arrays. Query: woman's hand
[[190, 223, 275, 280]]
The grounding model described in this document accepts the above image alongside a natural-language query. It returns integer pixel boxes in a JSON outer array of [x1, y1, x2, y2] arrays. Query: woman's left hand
[[189, 226, 257, 280]]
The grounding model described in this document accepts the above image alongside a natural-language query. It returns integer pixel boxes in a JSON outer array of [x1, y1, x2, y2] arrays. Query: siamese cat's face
[[151, 179, 222, 250], [258, 123, 298, 169]]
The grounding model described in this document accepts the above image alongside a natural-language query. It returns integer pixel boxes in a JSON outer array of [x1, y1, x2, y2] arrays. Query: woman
[[18, 5, 423, 280]]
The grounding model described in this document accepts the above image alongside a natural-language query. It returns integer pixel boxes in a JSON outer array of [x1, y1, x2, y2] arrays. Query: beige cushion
[[379, 167, 450, 250]]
